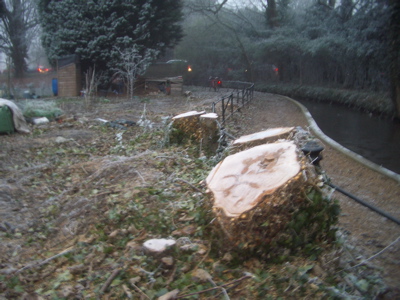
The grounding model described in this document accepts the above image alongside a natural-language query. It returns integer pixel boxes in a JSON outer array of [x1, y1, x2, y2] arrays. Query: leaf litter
[[0, 90, 393, 299]]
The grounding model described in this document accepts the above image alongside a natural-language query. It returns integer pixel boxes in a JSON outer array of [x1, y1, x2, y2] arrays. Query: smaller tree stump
[[169, 111, 219, 155], [169, 111, 206, 145], [231, 127, 294, 152]]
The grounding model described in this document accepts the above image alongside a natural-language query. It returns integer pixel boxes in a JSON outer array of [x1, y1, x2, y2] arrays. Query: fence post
[[230, 95, 233, 115], [221, 97, 225, 124], [210, 81, 254, 125]]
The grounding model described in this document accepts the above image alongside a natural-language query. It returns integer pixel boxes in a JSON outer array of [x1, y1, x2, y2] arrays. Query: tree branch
[[99, 268, 121, 295]]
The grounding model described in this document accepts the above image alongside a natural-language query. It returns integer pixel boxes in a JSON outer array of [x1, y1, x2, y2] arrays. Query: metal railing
[[211, 81, 254, 125]]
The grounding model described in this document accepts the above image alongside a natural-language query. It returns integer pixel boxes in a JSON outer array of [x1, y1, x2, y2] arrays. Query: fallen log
[[206, 140, 339, 257]]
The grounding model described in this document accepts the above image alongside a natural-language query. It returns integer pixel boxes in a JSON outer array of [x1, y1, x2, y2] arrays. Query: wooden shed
[[57, 55, 82, 97]]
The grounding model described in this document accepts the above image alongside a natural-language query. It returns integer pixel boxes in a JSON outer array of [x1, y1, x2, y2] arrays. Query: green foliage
[[22, 100, 64, 120], [256, 83, 394, 115], [177, 1, 393, 98], [285, 188, 340, 252], [38, 0, 184, 82]]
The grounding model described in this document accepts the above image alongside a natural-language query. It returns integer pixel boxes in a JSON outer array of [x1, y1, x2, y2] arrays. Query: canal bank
[[229, 91, 400, 291], [286, 97, 400, 183]]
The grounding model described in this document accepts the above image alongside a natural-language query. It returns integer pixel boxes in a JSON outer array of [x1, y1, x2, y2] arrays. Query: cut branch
[[99, 268, 121, 294]]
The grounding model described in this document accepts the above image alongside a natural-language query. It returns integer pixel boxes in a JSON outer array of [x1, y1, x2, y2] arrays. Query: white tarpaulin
[[0, 98, 30, 133]]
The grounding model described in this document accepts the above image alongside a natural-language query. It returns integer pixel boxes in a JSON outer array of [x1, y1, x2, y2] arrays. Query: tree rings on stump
[[205, 140, 331, 256]]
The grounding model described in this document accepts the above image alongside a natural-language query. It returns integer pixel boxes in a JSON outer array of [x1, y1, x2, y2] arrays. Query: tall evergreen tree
[[38, 0, 183, 83]]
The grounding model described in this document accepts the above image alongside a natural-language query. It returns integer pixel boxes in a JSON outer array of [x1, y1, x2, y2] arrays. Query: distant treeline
[[176, 0, 399, 116]]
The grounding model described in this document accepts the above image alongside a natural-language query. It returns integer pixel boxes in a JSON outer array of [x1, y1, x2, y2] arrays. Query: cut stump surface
[[232, 127, 294, 152], [204, 136, 335, 255], [206, 141, 301, 218]]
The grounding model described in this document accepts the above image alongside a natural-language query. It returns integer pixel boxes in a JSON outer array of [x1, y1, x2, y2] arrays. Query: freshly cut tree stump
[[199, 113, 219, 153], [205, 140, 338, 256], [169, 110, 206, 145], [169, 111, 219, 155], [172, 110, 206, 120], [231, 127, 294, 152], [200, 112, 218, 121], [207, 141, 303, 218]]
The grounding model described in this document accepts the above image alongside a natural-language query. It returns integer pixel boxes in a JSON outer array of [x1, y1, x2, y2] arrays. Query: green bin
[[0, 105, 15, 134]]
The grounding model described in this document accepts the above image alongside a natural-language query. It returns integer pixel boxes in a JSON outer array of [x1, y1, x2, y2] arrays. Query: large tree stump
[[205, 140, 339, 257]]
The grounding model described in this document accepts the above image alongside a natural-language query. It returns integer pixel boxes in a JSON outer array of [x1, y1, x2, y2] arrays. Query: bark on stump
[[169, 111, 219, 155], [205, 140, 337, 257], [200, 113, 219, 153]]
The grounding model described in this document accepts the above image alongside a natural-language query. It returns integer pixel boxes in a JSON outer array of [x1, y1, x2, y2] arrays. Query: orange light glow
[[38, 67, 50, 73]]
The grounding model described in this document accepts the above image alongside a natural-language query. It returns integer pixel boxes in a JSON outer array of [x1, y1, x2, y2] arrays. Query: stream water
[[297, 99, 400, 175]]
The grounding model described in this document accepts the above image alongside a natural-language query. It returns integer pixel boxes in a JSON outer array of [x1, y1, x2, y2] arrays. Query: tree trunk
[[8, 0, 28, 78], [206, 133, 339, 257], [266, 0, 278, 29]]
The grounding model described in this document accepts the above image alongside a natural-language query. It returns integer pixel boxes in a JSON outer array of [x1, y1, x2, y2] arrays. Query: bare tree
[[185, 0, 228, 14], [183, 0, 260, 81], [0, 0, 38, 78], [266, 0, 278, 28], [113, 46, 158, 100]]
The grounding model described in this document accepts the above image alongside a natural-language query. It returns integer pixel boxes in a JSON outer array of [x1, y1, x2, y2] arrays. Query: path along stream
[[297, 99, 400, 175]]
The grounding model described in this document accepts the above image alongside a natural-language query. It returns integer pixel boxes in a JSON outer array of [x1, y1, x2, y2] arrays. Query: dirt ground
[[1, 87, 400, 298]]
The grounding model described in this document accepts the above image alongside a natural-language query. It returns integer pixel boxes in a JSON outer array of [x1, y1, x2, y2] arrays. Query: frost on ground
[[0, 89, 399, 299]]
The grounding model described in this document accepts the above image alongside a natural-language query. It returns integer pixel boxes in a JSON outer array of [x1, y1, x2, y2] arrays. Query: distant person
[[209, 76, 221, 91], [166, 80, 171, 95], [159, 82, 166, 93], [209, 76, 217, 91]]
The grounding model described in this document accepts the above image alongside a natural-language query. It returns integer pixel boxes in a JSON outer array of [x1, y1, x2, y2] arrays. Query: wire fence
[[211, 81, 254, 125]]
